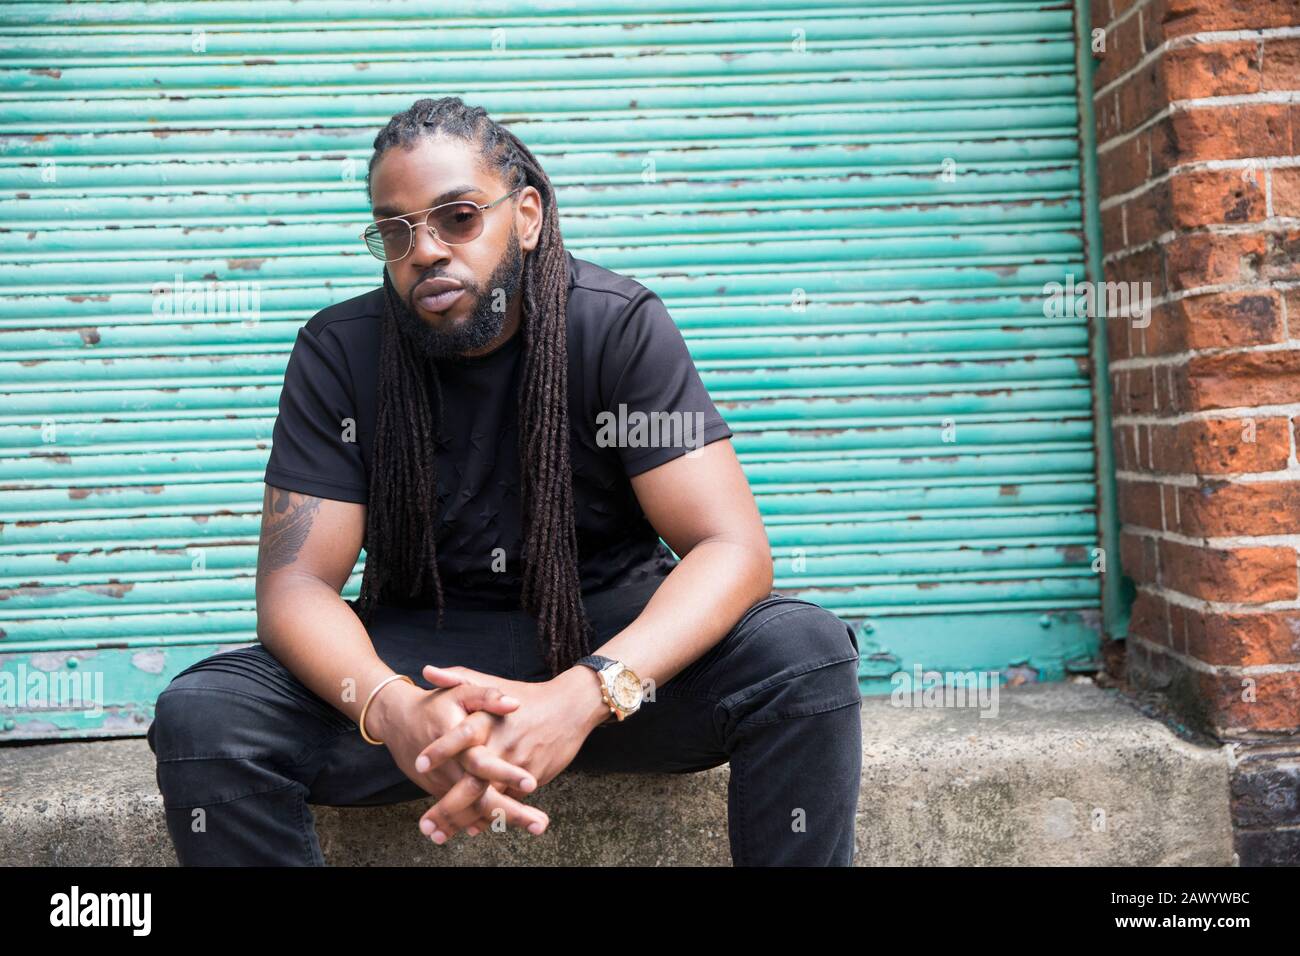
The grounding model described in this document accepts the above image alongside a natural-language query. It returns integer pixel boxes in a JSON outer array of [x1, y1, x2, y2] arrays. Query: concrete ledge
[[0, 680, 1235, 865]]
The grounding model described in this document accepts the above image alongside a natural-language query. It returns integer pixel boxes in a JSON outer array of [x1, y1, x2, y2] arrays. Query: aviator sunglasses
[[361, 186, 522, 262]]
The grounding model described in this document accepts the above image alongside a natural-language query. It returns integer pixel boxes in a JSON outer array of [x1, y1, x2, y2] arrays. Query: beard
[[391, 227, 524, 360]]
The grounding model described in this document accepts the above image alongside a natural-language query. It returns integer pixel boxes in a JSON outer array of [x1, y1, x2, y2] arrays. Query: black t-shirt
[[263, 249, 733, 611]]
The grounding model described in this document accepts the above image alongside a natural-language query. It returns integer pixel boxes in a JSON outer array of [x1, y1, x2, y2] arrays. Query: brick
[[1184, 349, 1300, 410], [1230, 757, 1300, 826], [1236, 829, 1300, 867], [1121, 420, 1144, 467], [1180, 606, 1300, 666], [1113, 422, 1134, 470], [1099, 133, 1151, 198], [1158, 538, 1297, 602], [1098, 89, 1124, 143], [1126, 641, 1300, 737], [1152, 105, 1293, 170], [1094, 13, 1146, 91], [1151, 0, 1300, 41], [1176, 480, 1300, 537], [1143, 301, 1179, 354], [1106, 307, 1134, 361], [1090, 0, 1111, 37], [1151, 417, 1291, 474], [1199, 669, 1300, 735], [1129, 588, 1172, 646], [1118, 61, 1165, 135], [1275, 167, 1300, 218], [1262, 36, 1300, 91], [1169, 168, 1267, 227], [1106, 243, 1164, 293], [1148, 290, 1284, 354], [1166, 362, 1192, 413], [1113, 364, 1159, 414], [1164, 231, 1266, 290], [1262, 229, 1300, 282], [1164, 41, 1261, 99], [1153, 361, 1179, 410], [1124, 179, 1171, 246], [1100, 202, 1126, 255], [1118, 477, 1165, 529], [1141, 2, 1165, 52], [1121, 530, 1160, 586]]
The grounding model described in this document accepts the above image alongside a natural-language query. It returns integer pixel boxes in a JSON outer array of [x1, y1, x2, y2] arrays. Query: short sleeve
[[599, 290, 733, 477], [263, 325, 369, 503]]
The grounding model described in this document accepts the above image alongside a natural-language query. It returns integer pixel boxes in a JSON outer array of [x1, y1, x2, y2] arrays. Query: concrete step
[[0, 680, 1235, 866]]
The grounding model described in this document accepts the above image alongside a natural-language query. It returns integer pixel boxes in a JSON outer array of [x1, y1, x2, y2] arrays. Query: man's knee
[[723, 599, 863, 718], [149, 669, 323, 811], [746, 599, 859, 670], [150, 645, 351, 762], [151, 651, 300, 761], [150, 675, 260, 763]]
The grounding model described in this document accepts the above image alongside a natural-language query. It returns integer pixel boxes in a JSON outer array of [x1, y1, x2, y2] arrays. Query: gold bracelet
[[358, 673, 414, 745]]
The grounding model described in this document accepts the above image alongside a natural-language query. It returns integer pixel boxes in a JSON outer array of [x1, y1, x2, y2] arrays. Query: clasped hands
[[377, 663, 598, 846]]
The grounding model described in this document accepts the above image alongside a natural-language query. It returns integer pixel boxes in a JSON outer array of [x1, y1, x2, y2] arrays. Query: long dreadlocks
[[351, 96, 595, 678]]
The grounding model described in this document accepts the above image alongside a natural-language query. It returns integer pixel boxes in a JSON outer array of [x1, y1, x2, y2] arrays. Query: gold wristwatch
[[576, 655, 644, 722]]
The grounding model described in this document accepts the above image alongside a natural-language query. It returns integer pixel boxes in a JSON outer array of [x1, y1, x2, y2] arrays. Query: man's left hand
[[413, 663, 603, 844]]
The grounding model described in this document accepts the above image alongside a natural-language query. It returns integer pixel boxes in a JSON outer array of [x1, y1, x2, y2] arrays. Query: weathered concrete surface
[[0, 680, 1234, 866]]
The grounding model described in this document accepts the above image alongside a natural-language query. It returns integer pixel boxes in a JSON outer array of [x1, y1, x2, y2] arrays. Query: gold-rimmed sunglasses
[[360, 186, 522, 262]]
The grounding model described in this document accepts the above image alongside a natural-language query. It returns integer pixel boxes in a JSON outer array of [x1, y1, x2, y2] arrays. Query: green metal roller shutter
[[0, 0, 1104, 740]]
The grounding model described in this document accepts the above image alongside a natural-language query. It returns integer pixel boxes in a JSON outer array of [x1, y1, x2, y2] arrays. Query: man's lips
[[412, 278, 465, 314], [416, 288, 465, 313]]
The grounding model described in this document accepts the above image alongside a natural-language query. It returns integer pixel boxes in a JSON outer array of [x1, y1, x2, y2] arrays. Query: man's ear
[[518, 186, 544, 253]]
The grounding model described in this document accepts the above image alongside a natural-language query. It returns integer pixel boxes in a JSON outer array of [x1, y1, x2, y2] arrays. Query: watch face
[[611, 669, 643, 709]]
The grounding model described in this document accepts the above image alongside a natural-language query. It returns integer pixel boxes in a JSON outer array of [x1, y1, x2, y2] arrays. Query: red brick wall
[[1091, 0, 1300, 741]]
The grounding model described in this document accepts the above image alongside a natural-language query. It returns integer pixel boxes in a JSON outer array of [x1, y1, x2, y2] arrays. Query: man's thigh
[[566, 592, 861, 774], [149, 602, 524, 810], [148, 643, 412, 810]]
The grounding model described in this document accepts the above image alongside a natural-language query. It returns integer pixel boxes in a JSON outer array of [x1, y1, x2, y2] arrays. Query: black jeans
[[146, 574, 864, 866]]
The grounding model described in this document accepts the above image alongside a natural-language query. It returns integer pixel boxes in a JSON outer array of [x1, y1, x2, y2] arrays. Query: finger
[[423, 664, 476, 687], [414, 716, 535, 792], [461, 777, 526, 837], [454, 682, 522, 716], [426, 783, 548, 840], [413, 712, 494, 773], [482, 786, 549, 835], [420, 773, 492, 844], [456, 745, 537, 794], [422, 776, 544, 843], [464, 781, 541, 837]]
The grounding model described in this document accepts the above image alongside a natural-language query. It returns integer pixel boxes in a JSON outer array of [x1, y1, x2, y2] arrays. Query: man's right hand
[[368, 679, 550, 839]]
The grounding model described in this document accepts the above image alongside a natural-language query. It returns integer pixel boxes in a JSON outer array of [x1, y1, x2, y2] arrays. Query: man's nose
[[407, 217, 453, 268]]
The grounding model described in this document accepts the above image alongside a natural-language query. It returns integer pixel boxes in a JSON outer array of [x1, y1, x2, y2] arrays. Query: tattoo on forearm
[[259, 488, 321, 573]]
